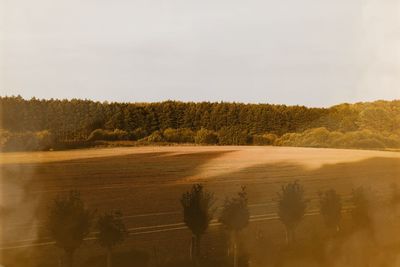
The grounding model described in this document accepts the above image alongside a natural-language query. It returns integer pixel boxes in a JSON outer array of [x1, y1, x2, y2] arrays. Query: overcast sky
[[1, 0, 399, 107]]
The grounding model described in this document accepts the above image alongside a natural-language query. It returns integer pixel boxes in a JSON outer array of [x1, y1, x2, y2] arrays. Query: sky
[[1, 0, 400, 107]]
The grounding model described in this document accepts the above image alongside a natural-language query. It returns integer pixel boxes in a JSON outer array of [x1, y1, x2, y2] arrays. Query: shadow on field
[[0, 150, 234, 266], [2, 155, 400, 267], [205, 156, 400, 201], [203, 156, 400, 267]]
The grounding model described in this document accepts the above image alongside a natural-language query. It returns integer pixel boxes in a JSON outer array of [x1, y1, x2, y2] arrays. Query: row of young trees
[[46, 182, 397, 267], [47, 191, 127, 267]]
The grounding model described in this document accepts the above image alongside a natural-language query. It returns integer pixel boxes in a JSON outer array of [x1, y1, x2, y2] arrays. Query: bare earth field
[[1, 146, 400, 266]]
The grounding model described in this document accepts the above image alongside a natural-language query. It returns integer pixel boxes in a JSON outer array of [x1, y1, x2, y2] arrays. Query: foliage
[[1, 96, 400, 151], [276, 127, 400, 149], [277, 181, 307, 244], [129, 127, 148, 141], [47, 190, 93, 267], [97, 210, 128, 249], [350, 187, 372, 229], [357, 106, 399, 133], [181, 184, 215, 237], [219, 187, 250, 267], [87, 129, 129, 142], [219, 187, 249, 232], [1, 130, 55, 151], [319, 189, 342, 231], [252, 133, 278, 145], [194, 128, 218, 145], [218, 126, 250, 145], [163, 128, 195, 143], [0, 96, 326, 141], [181, 184, 215, 262], [145, 130, 164, 142], [96, 210, 128, 267]]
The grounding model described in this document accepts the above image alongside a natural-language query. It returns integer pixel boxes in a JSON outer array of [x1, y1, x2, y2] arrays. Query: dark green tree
[[96, 210, 128, 267], [277, 181, 307, 244], [47, 190, 93, 267], [319, 189, 342, 232], [181, 184, 215, 264], [351, 187, 372, 229], [219, 187, 249, 267]]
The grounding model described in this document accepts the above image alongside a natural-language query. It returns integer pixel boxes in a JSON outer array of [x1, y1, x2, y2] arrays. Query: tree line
[[1, 96, 400, 151], [45, 182, 400, 267]]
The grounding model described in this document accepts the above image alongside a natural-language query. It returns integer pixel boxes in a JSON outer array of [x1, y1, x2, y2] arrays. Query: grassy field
[[1, 146, 400, 266]]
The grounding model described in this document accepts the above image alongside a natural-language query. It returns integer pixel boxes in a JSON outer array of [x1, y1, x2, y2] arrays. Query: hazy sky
[[1, 0, 399, 107]]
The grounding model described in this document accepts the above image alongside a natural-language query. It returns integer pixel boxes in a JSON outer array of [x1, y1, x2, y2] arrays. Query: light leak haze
[[1, 0, 400, 107]]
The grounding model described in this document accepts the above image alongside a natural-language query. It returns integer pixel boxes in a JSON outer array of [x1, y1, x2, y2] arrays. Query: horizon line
[[1, 94, 399, 109]]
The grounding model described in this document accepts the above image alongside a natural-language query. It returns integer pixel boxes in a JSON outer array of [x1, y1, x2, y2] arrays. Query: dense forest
[[1, 96, 399, 151]]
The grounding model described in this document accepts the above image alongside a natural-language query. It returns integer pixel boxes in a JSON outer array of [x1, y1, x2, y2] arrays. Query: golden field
[[1, 146, 400, 266]]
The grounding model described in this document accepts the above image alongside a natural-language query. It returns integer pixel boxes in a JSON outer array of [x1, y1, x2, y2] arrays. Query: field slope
[[1, 146, 400, 266]]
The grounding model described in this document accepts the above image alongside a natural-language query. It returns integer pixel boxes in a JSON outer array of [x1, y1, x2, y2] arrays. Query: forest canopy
[[0, 96, 399, 151]]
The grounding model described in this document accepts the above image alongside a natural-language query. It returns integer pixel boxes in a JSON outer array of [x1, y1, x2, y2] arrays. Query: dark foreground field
[[1, 146, 400, 266]]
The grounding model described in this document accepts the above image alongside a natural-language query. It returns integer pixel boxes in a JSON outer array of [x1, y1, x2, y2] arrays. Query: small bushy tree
[[146, 130, 164, 142], [163, 128, 195, 143], [252, 133, 277, 145], [2, 130, 55, 151], [181, 184, 215, 264], [219, 187, 249, 267], [87, 129, 128, 142], [277, 181, 307, 244], [194, 128, 218, 145], [351, 187, 371, 229], [130, 127, 148, 141], [97, 211, 128, 267], [319, 189, 342, 232], [47, 190, 93, 267]]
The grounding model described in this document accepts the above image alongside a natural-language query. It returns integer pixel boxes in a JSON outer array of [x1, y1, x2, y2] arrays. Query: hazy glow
[[1, 0, 400, 106]]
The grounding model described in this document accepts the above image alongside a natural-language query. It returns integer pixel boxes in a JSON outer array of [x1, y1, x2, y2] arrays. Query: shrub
[[275, 127, 400, 150], [1, 130, 55, 151], [252, 133, 278, 145], [218, 126, 250, 145], [87, 129, 129, 142], [53, 140, 93, 150], [163, 128, 195, 143], [146, 130, 164, 142], [129, 128, 148, 141], [0, 129, 10, 147], [194, 128, 218, 145]]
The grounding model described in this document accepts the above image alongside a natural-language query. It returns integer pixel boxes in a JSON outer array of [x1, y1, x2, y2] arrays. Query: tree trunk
[[107, 248, 112, 267], [195, 234, 202, 266], [228, 232, 234, 257], [65, 250, 74, 267], [190, 235, 196, 263], [285, 227, 289, 245], [291, 228, 296, 243], [233, 231, 238, 267], [285, 227, 295, 245]]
